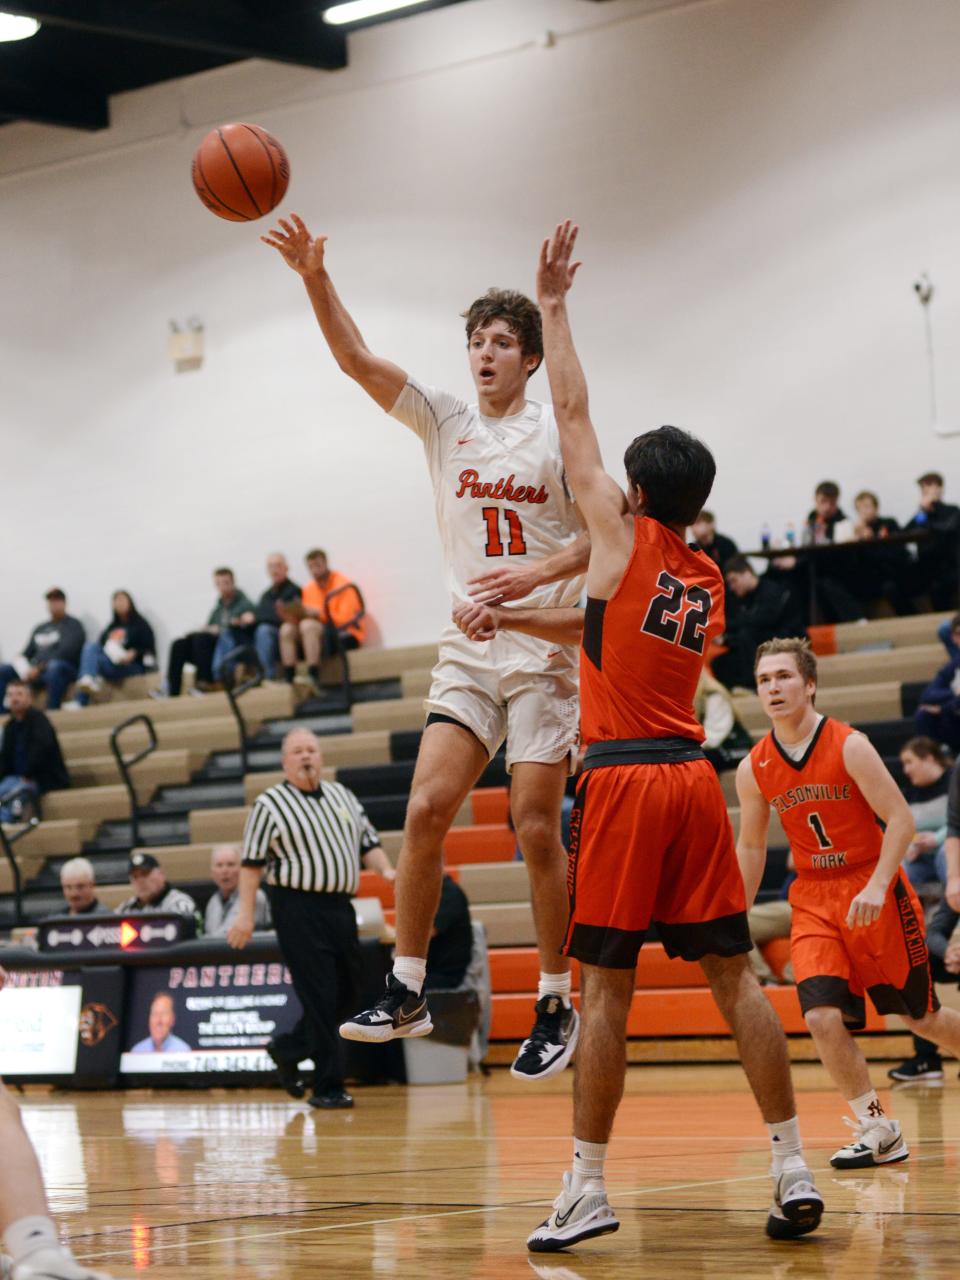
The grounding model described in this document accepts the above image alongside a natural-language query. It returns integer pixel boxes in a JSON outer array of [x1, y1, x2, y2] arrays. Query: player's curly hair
[[462, 289, 543, 376], [754, 636, 818, 684], [623, 425, 716, 527]]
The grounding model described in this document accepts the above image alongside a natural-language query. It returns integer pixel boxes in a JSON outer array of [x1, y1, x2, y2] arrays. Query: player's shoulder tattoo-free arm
[[842, 730, 914, 829]]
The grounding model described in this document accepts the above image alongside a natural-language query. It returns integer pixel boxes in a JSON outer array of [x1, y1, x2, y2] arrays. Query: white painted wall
[[2, 0, 959, 660]]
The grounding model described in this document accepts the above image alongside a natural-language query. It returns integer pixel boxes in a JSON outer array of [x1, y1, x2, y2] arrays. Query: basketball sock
[[282, 666, 295, 683], [392, 956, 426, 997], [3, 1217, 59, 1264], [538, 971, 572, 1007], [767, 1116, 804, 1175], [571, 1138, 607, 1190], [848, 1088, 886, 1126]]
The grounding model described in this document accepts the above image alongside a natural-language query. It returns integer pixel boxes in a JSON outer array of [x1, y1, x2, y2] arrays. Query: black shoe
[[308, 1088, 354, 1110], [339, 973, 433, 1043], [267, 1044, 306, 1099], [511, 996, 580, 1081], [887, 1055, 944, 1083]]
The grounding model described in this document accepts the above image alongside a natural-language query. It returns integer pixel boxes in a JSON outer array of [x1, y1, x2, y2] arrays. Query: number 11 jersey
[[580, 516, 724, 744]]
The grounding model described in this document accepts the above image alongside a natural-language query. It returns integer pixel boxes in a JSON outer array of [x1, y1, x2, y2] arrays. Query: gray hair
[[281, 727, 321, 757], [210, 843, 241, 866], [60, 856, 96, 883]]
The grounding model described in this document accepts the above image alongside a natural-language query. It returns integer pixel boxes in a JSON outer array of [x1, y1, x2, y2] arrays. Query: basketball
[[192, 122, 290, 222]]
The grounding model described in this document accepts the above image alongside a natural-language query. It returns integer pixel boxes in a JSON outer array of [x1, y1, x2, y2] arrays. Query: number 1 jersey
[[389, 378, 584, 669], [580, 517, 724, 744]]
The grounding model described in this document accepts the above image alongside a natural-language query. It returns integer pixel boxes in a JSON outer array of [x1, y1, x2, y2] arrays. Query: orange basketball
[[192, 123, 290, 222]]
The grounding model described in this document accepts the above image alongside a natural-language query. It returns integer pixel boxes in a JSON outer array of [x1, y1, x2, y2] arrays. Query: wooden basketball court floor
[[16, 1062, 960, 1279]]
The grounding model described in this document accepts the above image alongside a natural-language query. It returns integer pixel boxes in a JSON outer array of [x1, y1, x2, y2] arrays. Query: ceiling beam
[[0, 80, 108, 130], [4, 2, 347, 70]]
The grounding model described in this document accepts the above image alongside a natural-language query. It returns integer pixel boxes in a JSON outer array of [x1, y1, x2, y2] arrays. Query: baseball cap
[[128, 852, 159, 873]]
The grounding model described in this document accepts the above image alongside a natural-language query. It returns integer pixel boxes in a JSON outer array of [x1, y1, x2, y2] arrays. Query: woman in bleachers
[[899, 736, 953, 890], [67, 590, 156, 708]]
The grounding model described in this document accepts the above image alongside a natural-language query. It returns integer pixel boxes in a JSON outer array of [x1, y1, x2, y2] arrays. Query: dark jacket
[[907, 501, 960, 583], [726, 576, 805, 650], [700, 532, 739, 576], [918, 658, 960, 710], [0, 707, 70, 793], [424, 874, 473, 990], [23, 616, 85, 668], [98, 616, 156, 665], [255, 579, 302, 627]]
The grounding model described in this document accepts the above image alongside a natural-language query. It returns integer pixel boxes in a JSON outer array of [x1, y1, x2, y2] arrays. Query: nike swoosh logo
[[546, 649, 562, 659], [877, 1135, 901, 1154], [457, 437, 475, 446], [398, 1003, 424, 1025], [554, 1197, 584, 1228], [758, 760, 770, 767]]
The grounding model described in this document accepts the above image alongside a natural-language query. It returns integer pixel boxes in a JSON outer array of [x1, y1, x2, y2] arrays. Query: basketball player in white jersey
[[0, 970, 115, 1279], [263, 214, 587, 1078]]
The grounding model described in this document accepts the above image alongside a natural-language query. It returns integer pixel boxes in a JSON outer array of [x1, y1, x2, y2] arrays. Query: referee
[[227, 727, 394, 1109]]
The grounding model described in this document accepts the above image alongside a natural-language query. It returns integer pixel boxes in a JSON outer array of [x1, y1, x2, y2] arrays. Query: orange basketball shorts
[[563, 758, 750, 969], [790, 866, 939, 1031]]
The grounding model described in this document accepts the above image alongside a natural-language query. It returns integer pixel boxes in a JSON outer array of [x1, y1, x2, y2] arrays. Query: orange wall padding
[[807, 624, 838, 656]]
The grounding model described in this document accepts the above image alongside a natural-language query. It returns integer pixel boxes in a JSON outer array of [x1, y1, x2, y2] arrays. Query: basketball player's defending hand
[[536, 220, 582, 305], [261, 214, 327, 278]]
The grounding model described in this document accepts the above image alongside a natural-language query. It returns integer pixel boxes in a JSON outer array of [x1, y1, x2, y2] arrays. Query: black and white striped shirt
[[241, 780, 380, 894]]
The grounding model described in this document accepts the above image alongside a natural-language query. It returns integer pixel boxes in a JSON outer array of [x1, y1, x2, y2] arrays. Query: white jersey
[[389, 377, 584, 674]]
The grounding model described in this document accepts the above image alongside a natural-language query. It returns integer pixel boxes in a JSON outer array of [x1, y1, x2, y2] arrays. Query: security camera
[[914, 274, 934, 305]]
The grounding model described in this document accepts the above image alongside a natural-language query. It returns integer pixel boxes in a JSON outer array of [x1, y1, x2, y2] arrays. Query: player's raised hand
[[845, 879, 887, 930], [467, 563, 541, 605], [537, 220, 582, 305], [261, 213, 327, 277], [453, 601, 499, 642]]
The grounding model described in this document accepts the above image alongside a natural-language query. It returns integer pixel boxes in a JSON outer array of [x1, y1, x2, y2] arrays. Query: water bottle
[[784, 522, 796, 547], [760, 523, 771, 550]]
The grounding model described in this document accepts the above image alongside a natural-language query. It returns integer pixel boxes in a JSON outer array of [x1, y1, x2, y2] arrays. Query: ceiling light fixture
[[0, 12, 40, 41], [323, 0, 432, 26]]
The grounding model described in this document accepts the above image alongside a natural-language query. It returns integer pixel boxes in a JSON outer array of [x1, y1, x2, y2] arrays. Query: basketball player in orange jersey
[[262, 214, 588, 1079], [737, 637, 960, 1168], [0, 970, 116, 1280], [516, 222, 822, 1251]]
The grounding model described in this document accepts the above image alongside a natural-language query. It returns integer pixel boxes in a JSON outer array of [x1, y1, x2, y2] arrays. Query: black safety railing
[[110, 714, 158, 850], [0, 782, 41, 926], [322, 581, 365, 711], [222, 645, 264, 775]]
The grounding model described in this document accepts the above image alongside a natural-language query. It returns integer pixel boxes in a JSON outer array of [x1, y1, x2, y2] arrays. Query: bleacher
[[1, 612, 952, 1065]]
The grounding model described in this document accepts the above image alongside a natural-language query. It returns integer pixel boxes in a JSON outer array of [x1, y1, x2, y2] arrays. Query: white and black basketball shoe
[[339, 973, 433, 1043], [8, 1248, 116, 1280], [511, 996, 580, 1081], [765, 1165, 824, 1240], [830, 1116, 908, 1169], [527, 1172, 620, 1252]]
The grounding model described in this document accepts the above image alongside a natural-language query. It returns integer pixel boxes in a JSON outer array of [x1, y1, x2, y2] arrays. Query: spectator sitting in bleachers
[[906, 471, 960, 611], [0, 587, 85, 711], [253, 554, 301, 680], [939, 616, 960, 662], [204, 843, 271, 937], [0, 680, 69, 822], [915, 614, 960, 754], [424, 873, 474, 991], [117, 851, 200, 924], [695, 668, 752, 772], [712, 556, 804, 690], [278, 548, 366, 691], [158, 567, 256, 698], [799, 480, 861, 622], [899, 736, 953, 891], [57, 856, 110, 916], [747, 854, 795, 987], [851, 490, 913, 616], [690, 510, 738, 576], [68, 590, 156, 708]]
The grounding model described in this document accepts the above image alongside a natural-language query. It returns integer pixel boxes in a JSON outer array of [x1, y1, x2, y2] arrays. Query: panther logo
[[79, 1002, 119, 1047]]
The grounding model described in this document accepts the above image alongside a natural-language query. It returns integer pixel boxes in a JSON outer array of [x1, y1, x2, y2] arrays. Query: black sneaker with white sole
[[887, 1055, 944, 1083], [339, 973, 433, 1043], [511, 996, 580, 1081]]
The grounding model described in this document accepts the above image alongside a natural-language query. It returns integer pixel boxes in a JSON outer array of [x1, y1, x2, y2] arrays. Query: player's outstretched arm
[[452, 601, 584, 647], [467, 530, 591, 604], [735, 756, 770, 907], [842, 732, 916, 928], [262, 214, 407, 412], [536, 222, 627, 541]]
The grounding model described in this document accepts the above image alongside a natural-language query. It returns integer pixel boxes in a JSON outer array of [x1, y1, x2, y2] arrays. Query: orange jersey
[[580, 517, 724, 744], [750, 717, 882, 876]]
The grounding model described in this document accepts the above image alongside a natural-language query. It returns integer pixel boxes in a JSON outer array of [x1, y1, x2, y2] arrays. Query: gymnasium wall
[[1, 0, 959, 658]]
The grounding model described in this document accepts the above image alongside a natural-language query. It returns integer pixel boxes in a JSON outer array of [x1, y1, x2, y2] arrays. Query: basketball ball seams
[[243, 125, 277, 211], [216, 127, 262, 217], [195, 150, 250, 221]]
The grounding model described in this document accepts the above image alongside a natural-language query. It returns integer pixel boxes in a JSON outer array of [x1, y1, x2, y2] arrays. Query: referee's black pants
[[267, 886, 363, 1094]]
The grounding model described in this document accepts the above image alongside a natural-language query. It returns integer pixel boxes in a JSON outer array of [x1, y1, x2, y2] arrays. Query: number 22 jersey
[[580, 517, 724, 745]]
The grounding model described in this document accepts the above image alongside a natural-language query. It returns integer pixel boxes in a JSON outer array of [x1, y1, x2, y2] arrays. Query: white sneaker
[[11, 1246, 116, 1280], [76, 675, 103, 693], [765, 1165, 824, 1239], [527, 1172, 619, 1252], [61, 700, 84, 711], [830, 1116, 908, 1169]]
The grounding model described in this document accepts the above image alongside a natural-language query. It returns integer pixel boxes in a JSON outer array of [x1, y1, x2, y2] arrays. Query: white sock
[[849, 1088, 886, 1126], [538, 970, 572, 1007], [767, 1116, 804, 1176], [392, 956, 426, 997], [3, 1217, 58, 1264], [571, 1137, 607, 1189]]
